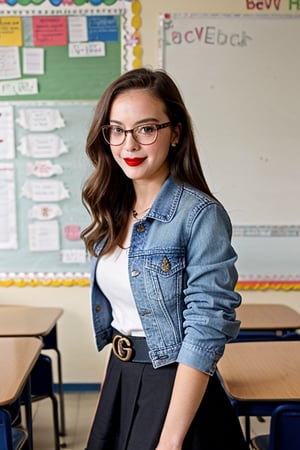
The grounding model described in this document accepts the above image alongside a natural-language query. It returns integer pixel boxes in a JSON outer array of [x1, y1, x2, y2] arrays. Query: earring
[[171, 142, 177, 147]]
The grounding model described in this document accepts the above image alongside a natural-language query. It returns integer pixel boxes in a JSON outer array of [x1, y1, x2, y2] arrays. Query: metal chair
[[0, 408, 28, 450], [252, 404, 300, 450]]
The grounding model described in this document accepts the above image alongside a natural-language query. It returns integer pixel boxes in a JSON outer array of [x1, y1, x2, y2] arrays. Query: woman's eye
[[139, 125, 156, 135], [111, 126, 124, 135]]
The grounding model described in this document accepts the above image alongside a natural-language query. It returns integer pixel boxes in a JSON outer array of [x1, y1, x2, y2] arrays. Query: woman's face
[[107, 89, 180, 185]]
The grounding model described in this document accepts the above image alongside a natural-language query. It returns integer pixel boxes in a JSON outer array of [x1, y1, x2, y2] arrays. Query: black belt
[[112, 329, 151, 363]]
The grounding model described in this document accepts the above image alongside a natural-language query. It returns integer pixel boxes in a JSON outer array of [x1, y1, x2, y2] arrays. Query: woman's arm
[[155, 363, 209, 450]]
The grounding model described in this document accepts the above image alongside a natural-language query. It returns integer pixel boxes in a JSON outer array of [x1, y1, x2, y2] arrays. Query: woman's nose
[[123, 132, 140, 152]]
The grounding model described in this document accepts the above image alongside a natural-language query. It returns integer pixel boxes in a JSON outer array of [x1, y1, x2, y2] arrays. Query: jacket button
[[131, 269, 140, 277], [95, 305, 101, 313], [137, 223, 145, 233]]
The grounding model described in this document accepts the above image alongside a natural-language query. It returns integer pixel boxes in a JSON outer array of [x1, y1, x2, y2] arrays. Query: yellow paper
[[0, 17, 23, 47]]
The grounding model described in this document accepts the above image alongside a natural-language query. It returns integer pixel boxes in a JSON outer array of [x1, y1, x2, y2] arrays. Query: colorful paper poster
[[32, 16, 68, 47], [87, 15, 119, 42], [0, 16, 23, 47]]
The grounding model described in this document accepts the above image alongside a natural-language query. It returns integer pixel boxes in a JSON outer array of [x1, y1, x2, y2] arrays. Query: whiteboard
[[160, 14, 300, 285]]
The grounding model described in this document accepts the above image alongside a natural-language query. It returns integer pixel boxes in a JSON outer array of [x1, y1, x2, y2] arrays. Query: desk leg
[[43, 326, 66, 436], [23, 376, 34, 450], [56, 347, 66, 436], [245, 416, 251, 444]]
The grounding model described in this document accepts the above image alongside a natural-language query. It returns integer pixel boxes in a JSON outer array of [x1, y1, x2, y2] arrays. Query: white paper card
[[0, 163, 18, 249], [0, 47, 21, 80], [61, 249, 87, 264], [16, 109, 65, 131], [18, 133, 68, 158], [68, 16, 88, 42], [23, 47, 44, 75], [68, 42, 105, 58], [28, 203, 62, 220], [29, 220, 60, 251], [0, 78, 38, 96], [26, 160, 63, 178], [0, 106, 15, 159], [21, 179, 69, 202]]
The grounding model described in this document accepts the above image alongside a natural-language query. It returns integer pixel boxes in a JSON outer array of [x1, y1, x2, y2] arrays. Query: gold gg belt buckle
[[112, 335, 133, 362]]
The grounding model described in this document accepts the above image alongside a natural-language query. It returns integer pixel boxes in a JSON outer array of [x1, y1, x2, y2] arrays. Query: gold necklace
[[132, 207, 150, 221]]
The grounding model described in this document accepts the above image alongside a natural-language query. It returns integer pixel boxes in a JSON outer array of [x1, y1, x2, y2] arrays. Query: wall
[[1, 0, 300, 385]]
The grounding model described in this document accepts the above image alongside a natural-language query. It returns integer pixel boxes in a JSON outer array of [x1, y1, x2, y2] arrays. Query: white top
[[96, 246, 145, 336]]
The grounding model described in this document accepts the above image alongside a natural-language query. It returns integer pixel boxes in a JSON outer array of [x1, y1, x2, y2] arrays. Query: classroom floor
[[29, 391, 270, 449]]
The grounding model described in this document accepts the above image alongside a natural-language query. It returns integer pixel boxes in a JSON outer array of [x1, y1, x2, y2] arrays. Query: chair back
[[30, 354, 55, 400], [269, 404, 300, 450], [0, 409, 27, 450]]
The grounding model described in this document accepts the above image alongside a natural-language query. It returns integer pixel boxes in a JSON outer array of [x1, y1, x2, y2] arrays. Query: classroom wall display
[[160, 13, 300, 290], [0, 0, 142, 287]]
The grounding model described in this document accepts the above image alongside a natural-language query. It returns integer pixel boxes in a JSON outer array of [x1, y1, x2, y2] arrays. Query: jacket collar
[[147, 175, 183, 223], [94, 176, 183, 254]]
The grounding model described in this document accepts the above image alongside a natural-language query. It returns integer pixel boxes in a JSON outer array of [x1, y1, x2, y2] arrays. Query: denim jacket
[[90, 175, 241, 375]]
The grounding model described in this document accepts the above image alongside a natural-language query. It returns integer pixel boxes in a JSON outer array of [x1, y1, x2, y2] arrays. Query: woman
[[81, 67, 248, 450]]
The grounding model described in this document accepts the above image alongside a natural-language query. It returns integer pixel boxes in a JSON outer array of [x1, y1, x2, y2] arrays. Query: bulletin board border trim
[[1, 275, 300, 290], [0, 273, 91, 287], [236, 281, 300, 291]]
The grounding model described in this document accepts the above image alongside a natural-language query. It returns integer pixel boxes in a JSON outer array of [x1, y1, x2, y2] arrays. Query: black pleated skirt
[[85, 351, 249, 450]]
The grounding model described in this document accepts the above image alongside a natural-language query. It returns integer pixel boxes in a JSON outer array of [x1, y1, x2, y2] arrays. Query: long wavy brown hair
[[81, 67, 215, 257]]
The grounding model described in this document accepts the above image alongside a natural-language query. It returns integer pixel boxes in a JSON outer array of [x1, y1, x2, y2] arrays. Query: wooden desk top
[[0, 306, 63, 337], [236, 303, 300, 331], [0, 337, 43, 406], [218, 341, 300, 401]]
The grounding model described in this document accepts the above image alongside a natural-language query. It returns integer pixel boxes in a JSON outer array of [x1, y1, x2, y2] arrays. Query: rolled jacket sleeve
[[177, 202, 241, 375]]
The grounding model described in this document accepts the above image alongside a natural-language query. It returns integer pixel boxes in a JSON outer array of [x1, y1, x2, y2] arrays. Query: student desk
[[237, 304, 300, 331], [217, 340, 300, 442], [0, 305, 65, 435], [0, 337, 43, 450], [0, 305, 63, 337], [235, 304, 300, 342]]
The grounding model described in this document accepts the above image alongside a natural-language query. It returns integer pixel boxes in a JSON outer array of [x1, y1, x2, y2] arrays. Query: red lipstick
[[124, 158, 146, 167]]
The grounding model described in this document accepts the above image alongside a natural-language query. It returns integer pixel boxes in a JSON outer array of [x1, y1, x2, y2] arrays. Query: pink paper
[[32, 16, 68, 47], [64, 224, 81, 241]]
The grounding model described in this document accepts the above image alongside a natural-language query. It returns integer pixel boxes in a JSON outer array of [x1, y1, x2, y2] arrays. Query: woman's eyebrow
[[109, 117, 160, 126]]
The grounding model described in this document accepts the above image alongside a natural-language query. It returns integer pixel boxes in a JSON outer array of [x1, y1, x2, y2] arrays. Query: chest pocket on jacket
[[144, 249, 185, 303]]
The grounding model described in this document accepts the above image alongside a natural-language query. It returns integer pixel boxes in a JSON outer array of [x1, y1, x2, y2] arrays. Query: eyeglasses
[[101, 122, 173, 146]]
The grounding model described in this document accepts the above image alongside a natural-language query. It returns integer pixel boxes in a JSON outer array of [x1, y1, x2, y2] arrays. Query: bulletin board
[[160, 13, 300, 290], [0, 0, 142, 287]]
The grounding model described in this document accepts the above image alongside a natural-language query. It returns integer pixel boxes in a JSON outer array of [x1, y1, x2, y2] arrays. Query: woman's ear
[[171, 123, 182, 147]]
